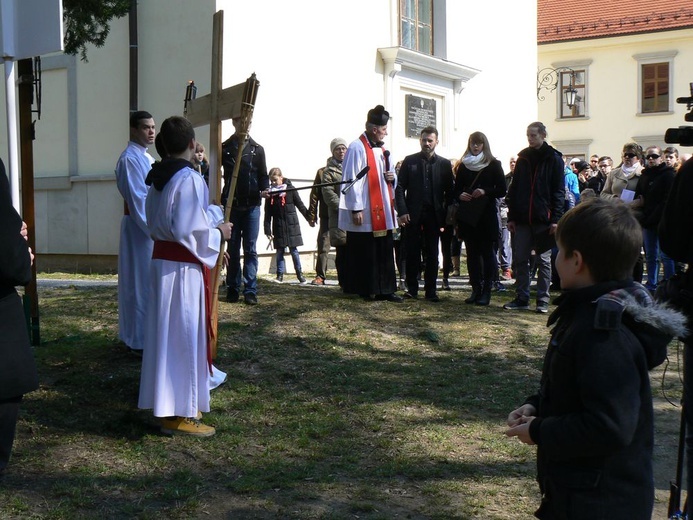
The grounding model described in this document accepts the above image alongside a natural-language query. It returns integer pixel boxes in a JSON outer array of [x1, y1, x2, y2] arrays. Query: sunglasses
[[623, 153, 637, 159], [646, 154, 660, 160]]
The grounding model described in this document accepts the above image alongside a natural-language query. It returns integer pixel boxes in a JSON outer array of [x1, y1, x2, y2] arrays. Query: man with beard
[[395, 126, 454, 302]]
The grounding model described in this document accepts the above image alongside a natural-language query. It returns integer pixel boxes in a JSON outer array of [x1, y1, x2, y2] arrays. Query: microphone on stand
[[341, 166, 370, 194]]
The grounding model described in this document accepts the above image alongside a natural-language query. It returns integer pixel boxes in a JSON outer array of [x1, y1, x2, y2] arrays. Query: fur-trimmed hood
[[550, 281, 688, 369]]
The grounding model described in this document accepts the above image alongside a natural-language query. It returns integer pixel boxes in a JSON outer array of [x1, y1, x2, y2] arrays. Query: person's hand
[[351, 211, 363, 226], [548, 223, 558, 235], [505, 420, 535, 445], [21, 221, 28, 241], [398, 214, 410, 227], [222, 250, 230, 268], [217, 222, 233, 240], [384, 170, 395, 183], [261, 189, 270, 199], [28, 246, 34, 266], [507, 404, 537, 427], [471, 188, 486, 199], [459, 192, 472, 202]]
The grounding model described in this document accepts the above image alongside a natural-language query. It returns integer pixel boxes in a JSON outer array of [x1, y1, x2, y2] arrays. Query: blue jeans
[[642, 227, 675, 290], [226, 205, 260, 297], [512, 224, 551, 304], [276, 246, 302, 275]]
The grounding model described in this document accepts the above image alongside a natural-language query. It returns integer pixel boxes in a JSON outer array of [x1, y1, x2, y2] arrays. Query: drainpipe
[[129, 1, 138, 112]]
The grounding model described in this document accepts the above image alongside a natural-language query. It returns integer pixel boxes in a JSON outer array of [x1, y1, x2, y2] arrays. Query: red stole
[[152, 240, 213, 374], [359, 134, 388, 234]]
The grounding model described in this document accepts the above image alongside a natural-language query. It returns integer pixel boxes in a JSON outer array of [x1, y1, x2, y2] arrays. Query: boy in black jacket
[[506, 198, 687, 519]]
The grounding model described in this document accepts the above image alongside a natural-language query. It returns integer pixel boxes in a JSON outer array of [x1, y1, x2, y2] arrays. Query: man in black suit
[[0, 159, 38, 478], [395, 126, 454, 302]]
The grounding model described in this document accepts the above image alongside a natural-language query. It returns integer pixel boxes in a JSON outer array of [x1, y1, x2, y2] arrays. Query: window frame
[[400, 0, 433, 55], [634, 51, 676, 115], [559, 69, 586, 119]]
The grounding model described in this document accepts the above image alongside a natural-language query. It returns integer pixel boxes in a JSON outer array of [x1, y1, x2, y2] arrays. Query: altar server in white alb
[[115, 111, 156, 354], [138, 116, 233, 437], [338, 105, 402, 302]]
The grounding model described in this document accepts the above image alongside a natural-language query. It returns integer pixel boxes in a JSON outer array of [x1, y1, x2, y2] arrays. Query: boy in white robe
[[138, 116, 232, 437]]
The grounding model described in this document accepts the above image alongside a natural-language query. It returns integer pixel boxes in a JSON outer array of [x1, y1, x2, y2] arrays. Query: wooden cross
[[184, 10, 257, 205], [183, 9, 260, 357]]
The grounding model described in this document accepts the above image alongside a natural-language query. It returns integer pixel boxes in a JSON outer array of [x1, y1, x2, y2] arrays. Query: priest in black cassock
[[338, 105, 402, 302]]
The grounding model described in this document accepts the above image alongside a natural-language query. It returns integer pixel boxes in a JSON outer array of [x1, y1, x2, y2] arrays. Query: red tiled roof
[[538, 0, 693, 44]]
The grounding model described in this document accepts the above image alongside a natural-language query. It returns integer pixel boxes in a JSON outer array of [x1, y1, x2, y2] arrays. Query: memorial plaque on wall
[[406, 95, 436, 138]]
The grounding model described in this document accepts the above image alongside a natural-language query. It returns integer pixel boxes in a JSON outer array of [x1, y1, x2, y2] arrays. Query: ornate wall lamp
[[537, 67, 578, 109]]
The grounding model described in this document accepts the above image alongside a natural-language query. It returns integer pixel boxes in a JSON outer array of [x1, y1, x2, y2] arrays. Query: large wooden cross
[[183, 9, 260, 357], [184, 10, 258, 204]]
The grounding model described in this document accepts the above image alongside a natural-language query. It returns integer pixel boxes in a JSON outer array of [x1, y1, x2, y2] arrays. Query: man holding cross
[[221, 117, 269, 305]]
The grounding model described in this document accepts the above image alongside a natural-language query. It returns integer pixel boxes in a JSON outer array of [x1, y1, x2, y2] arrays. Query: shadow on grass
[[4, 280, 548, 519]]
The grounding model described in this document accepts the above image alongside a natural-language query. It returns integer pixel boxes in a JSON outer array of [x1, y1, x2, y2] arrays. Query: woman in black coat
[[0, 159, 38, 476], [454, 132, 507, 305], [264, 167, 312, 283]]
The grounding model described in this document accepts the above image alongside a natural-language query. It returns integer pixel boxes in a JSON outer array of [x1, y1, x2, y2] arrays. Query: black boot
[[476, 282, 492, 306], [465, 286, 480, 304]]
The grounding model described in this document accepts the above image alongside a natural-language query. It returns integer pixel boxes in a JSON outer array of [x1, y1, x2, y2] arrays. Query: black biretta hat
[[367, 105, 389, 126]]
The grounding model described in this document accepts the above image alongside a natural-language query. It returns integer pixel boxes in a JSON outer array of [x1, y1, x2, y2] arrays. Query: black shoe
[[475, 291, 491, 306], [441, 279, 451, 291], [297, 272, 307, 284], [226, 290, 239, 303], [403, 291, 418, 299], [244, 293, 258, 305], [465, 290, 479, 304], [376, 293, 403, 303], [425, 294, 440, 302], [276, 273, 284, 283]]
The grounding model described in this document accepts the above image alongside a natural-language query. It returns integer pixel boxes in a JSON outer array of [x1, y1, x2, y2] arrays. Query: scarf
[[621, 162, 639, 179], [461, 152, 490, 172]]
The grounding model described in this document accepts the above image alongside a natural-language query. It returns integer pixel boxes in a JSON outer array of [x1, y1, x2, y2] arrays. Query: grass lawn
[[0, 273, 685, 519]]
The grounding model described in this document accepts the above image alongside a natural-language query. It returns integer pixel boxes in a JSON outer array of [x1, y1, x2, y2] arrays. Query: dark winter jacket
[[221, 135, 269, 208], [525, 281, 687, 520], [507, 142, 565, 226], [0, 162, 39, 400], [453, 158, 506, 239], [634, 162, 676, 229], [395, 151, 454, 228], [263, 179, 310, 249]]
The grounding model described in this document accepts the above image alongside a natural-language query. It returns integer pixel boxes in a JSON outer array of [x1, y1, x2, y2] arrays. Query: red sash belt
[[359, 134, 387, 233], [152, 240, 213, 374]]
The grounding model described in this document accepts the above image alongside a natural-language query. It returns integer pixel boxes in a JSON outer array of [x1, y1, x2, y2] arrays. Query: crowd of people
[[3, 103, 692, 519]]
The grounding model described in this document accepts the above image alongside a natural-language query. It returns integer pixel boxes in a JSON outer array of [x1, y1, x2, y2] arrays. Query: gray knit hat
[[330, 138, 347, 153]]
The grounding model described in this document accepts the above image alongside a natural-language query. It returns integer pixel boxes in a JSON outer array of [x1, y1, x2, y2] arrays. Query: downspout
[[129, 1, 138, 112]]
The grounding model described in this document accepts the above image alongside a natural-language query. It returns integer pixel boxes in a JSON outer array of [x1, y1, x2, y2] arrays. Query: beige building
[[2, 0, 539, 272], [537, 0, 693, 163]]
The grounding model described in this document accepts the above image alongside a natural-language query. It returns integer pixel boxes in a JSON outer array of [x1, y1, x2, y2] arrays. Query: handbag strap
[[468, 169, 484, 191]]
